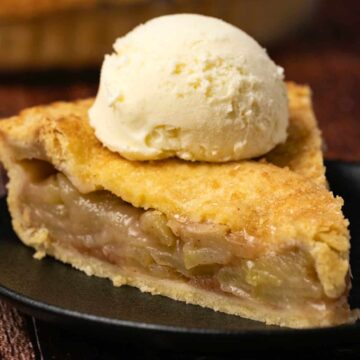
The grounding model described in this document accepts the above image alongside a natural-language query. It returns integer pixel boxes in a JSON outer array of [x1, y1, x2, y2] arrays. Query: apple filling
[[17, 160, 341, 313]]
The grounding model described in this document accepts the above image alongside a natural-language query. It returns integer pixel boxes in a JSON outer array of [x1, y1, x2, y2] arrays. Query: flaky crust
[[0, 83, 351, 301]]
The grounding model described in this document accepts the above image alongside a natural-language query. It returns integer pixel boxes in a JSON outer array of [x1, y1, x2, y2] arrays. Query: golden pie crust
[[0, 83, 356, 327]]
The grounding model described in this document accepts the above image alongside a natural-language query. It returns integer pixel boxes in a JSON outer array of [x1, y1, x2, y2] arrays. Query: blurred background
[[0, 0, 358, 162], [0, 0, 319, 69]]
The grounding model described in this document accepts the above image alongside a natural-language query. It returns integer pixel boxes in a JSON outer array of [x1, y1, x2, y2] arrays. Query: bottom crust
[[11, 220, 354, 329]]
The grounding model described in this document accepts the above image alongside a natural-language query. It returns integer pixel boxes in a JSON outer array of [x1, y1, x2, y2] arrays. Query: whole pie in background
[[0, 0, 317, 70]]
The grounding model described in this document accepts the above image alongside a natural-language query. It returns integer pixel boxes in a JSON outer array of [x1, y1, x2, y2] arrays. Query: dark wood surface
[[0, 0, 359, 358]]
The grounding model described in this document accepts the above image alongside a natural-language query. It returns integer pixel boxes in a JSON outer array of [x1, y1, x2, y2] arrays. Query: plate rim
[[0, 279, 359, 337]]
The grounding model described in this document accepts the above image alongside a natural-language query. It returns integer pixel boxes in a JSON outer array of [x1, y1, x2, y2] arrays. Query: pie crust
[[0, 83, 356, 328]]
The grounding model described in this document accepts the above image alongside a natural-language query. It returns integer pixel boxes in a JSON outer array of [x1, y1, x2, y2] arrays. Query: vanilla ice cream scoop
[[89, 14, 288, 162]]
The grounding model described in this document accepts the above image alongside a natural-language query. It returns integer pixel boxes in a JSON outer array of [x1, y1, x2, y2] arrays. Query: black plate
[[0, 160, 359, 352]]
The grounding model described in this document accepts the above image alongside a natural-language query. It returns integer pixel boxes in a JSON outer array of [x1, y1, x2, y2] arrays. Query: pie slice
[[0, 83, 356, 328]]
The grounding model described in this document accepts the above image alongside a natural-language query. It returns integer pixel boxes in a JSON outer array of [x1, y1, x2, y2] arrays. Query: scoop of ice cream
[[89, 14, 288, 162]]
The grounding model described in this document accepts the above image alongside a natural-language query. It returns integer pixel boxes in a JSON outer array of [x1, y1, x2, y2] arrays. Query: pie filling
[[16, 160, 347, 318]]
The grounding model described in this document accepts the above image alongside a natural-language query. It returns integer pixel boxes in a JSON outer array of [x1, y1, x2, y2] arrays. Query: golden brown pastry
[[0, 83, 356, 328]]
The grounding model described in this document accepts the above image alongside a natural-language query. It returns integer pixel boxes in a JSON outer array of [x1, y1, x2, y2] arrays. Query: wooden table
[[0, 0, 359, 358]]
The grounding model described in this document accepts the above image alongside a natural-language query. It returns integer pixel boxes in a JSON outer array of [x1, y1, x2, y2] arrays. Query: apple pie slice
[[0, 83, 356, 328]]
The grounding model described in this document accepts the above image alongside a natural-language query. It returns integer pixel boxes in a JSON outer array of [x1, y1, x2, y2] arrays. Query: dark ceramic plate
[[0, 161, 359, 352]]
